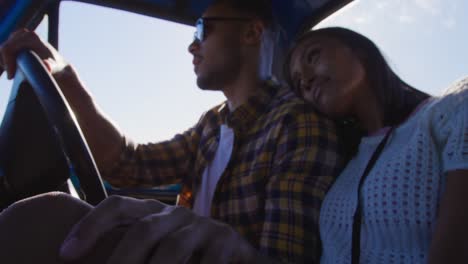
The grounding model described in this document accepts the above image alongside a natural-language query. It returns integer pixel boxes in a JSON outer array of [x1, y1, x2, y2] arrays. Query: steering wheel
[[0, 50, 107, 206]]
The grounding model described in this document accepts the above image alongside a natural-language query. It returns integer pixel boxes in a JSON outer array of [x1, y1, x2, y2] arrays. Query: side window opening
[[58, 2, 224, 144]]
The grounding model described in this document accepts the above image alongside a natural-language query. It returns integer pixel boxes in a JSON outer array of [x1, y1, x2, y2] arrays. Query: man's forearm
[[54, 65, 124, 172]]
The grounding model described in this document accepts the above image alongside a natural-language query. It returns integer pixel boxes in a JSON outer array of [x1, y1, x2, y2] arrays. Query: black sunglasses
[[194, 17, 252, 42]]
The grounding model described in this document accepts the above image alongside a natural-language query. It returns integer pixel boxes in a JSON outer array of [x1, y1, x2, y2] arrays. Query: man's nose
[[188, 39, 200, 54]]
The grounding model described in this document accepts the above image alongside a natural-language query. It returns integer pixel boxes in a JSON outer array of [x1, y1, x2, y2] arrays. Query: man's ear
[[243, 20, 265, 45]]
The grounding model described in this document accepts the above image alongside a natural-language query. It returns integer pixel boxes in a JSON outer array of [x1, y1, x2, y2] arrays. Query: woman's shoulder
[[438, 76, 468, 107], [423, 77, 468, 115], [420, 77, 468, 130], [442, 76, 468, 97]]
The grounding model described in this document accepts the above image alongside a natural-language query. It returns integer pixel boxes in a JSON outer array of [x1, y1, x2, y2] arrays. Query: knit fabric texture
[[320, 79, 468, 264]]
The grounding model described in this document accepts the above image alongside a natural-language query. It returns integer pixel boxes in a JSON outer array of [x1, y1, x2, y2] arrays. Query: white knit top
[[319, 79, 468, 264]]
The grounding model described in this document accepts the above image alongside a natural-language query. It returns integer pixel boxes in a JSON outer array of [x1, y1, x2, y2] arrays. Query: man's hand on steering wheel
[[0, 29, 68, 80], [0, 29, 109, 205]]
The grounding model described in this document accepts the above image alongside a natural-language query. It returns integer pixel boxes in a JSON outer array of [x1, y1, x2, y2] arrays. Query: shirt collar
[[218, 81, 279, 133]]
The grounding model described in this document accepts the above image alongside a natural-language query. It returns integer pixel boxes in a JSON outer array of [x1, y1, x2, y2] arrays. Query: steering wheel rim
[[13, 50, 107, 205]]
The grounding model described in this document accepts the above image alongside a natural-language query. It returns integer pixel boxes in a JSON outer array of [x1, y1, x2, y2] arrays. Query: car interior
[[0, 0, 352, 210], [1, 0, 466, 213]]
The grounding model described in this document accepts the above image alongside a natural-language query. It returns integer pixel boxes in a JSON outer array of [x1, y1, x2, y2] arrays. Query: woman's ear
[[243, 20, 265, 45]]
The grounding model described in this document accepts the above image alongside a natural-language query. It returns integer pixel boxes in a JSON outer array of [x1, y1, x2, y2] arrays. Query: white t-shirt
[[320, 81, 468, 264], [193, 125, 234, 217]]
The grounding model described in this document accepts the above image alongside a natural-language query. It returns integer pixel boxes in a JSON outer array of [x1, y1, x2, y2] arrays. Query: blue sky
[[317, 0, 468, 95], [0, 0, 467, 143]]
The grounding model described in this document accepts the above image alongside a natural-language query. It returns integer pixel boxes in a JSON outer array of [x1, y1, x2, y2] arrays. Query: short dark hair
[[285, 27, 430, 127], [212, 0, 273, 25]]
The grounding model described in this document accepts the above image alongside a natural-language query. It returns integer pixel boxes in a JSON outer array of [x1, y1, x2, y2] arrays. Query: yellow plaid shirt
[[102, 83, 345, 263]]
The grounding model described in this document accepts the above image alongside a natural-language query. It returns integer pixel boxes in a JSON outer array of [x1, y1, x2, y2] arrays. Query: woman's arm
[[429, 169, 468, 264]]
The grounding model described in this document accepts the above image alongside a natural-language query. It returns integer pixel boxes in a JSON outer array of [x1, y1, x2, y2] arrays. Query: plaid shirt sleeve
[[260, 108, 345, 263], [101, 126, 200, 188]]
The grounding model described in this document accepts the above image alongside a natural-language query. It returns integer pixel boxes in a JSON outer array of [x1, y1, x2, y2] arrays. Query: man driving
[[0, 0, 345, 262]]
